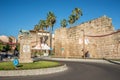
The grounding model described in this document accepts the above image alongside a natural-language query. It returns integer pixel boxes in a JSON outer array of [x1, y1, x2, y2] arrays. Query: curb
[[0, 64, 68, 76], [111, 60, 120, 65], [103, 58, 120, 65], [42, 57, 111, 64]]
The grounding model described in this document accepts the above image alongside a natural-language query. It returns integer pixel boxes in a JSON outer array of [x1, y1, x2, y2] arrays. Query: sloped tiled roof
[[0, 35, 9, 43]]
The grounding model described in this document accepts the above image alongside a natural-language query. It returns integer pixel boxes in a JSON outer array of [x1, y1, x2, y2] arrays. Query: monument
[[19, 30, 33, 63]]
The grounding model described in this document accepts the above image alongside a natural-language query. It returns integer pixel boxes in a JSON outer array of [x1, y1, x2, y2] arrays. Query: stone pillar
[[19, 36, 33, 63]]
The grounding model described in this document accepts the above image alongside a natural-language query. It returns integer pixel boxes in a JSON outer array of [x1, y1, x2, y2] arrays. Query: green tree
[[46, 11, 56, 31], [39, 20, 46, 31], [0, 43, 3, 51], [44, 20, 49, 31], [68, 14, 76, 26], [61, 19, 67, 28], [16, 43, 20, 51], [38, 20, 46, 54], [5, 43, 11, 51], [46, 11, 56, 54], [72, 8, 83, 20], [68, 8, 83, 27]]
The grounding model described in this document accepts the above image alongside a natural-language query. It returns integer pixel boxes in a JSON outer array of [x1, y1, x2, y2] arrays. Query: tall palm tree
[[72, 8, 83, 57], [47, 11, 56, 31], [39, 19, 50, 44], [44, 20, 49, 31], [68, 14, 76, 27], [46, 11, 56, 54], [61, 19, 67, 28], [34, 24, 40, 50], [72, 8, 83, 20], [39, 20, 46, 31], [37, 20, 47, 55], [68, 8, 83, 27]]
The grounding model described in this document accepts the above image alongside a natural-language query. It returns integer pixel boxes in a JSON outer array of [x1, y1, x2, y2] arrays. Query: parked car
[[0, 54, 3, 61], [0, 52, 13, 61]]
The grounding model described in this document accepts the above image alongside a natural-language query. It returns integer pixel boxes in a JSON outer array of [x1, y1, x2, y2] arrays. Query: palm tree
[[72, 8, 83, 20], [44, 20, 49, 31], [39, 20, 50, 44], [39, 20, 46, 31], [47, 11, 56, 31], [72, 8, 83, 57], [68, 14, 76, 27], [61, 19, 67, 28], [39, 20, 47, 42], [46, 11, 56, 54], [68, 8, 83, 27], [34, 20, 46, 55], [34, 24, 40, 44]]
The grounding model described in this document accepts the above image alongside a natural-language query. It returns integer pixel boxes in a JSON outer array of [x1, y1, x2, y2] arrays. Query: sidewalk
[[37, 56, 120, 65], [38, 57, 112, 64]]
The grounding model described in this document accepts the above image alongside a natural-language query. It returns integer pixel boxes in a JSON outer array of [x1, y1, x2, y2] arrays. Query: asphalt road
[[0, 61, 120, 80]]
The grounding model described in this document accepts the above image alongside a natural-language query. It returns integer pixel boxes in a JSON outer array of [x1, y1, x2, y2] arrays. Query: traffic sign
[[13, 58, 19, 66]]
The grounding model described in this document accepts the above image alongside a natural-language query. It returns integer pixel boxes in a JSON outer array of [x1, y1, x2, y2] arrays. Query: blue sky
[[0, 0, 120, 38]]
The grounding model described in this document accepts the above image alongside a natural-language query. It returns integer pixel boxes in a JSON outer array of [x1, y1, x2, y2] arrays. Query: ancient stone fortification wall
[[54, 16, 120, 59]]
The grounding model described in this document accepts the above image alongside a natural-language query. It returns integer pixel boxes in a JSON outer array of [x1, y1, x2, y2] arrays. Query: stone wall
[[19, 35, 33, 63], [18, 30, 51, 48], [54, 15, 120, 59], [18, 30, 52, 57]]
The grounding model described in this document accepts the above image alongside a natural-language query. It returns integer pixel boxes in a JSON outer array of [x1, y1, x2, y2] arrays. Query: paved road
[[0, 61, 120, 80]]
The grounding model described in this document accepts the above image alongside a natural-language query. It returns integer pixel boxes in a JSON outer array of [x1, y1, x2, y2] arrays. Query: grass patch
[[0, 61, 61, 70]]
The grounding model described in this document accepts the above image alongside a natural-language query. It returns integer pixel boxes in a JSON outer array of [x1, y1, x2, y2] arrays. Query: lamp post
[[81, 30, 85, 58]]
